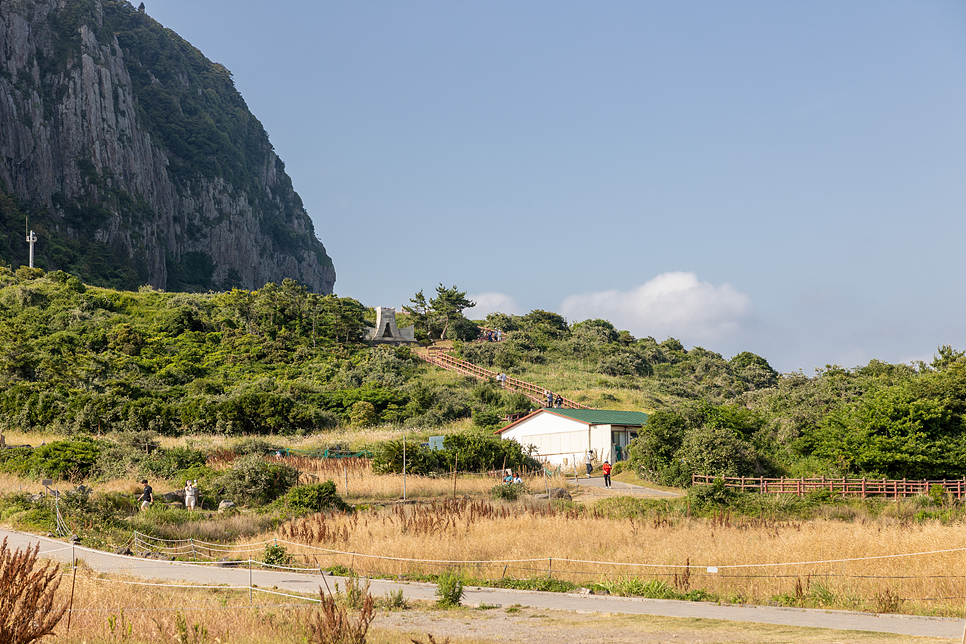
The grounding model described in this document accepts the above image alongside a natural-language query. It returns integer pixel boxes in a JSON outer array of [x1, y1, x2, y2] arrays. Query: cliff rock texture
[[0, 0, 335, 292]]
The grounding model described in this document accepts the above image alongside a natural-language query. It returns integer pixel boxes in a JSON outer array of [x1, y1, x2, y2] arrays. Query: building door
[[611, 430, 630, 461]]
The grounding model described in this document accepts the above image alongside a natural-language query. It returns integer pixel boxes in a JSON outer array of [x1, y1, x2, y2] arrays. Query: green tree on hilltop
[[405, 285, 476, 340]]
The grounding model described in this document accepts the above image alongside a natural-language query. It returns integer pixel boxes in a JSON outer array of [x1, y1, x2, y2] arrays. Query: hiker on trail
[[184, 480, 198, 511], [586, 449, 594, 477], [554, 394, 563, 408], [602, 460, 613, 488], [503, 470, 513, 484], [545, 390, 553, 408], [513, 473, 523, 484], [138, 479, 153, 510]]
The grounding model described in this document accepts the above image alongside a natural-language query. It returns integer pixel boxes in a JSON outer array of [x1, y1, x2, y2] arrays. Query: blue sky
[[143, 1, 966, 373]]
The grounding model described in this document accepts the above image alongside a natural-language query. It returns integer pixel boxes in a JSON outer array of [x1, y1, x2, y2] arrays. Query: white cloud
[[560, 272, 753, 343], [465, 292, 523, 318]]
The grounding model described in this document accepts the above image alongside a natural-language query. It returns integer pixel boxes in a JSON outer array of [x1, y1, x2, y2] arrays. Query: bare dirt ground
[[374, 604, 953, 644]]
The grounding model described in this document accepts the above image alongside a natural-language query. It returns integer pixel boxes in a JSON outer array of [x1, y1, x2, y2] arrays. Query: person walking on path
[[602, 460, 612, 488], [554, 394, 563, 408], [138, 479, 153, 510], [585, 449, 594, 477], [545, 390, 553, 408]]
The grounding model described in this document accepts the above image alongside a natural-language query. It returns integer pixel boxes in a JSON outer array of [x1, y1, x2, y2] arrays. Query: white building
[[495, 409, 648, 468]]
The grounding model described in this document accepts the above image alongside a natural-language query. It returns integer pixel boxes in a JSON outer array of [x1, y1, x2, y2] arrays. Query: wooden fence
[[691, 474, 966, 499]]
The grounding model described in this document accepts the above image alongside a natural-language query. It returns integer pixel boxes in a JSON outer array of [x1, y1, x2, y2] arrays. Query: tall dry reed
[[263, 499, 966, 615], [0, 537, 67, 643]]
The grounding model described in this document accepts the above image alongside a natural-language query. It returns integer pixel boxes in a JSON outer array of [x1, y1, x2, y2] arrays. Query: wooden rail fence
[[415, 346, 590, 410], [692, 474, 966, 499]]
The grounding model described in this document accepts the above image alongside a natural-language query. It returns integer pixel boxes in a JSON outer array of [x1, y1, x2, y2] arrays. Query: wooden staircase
[[414, 346, 590, 410]]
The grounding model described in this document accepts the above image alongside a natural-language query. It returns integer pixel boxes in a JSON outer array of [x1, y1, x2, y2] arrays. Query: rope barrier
[[118, 531, 966, 571], [64, 603, 317, 613]]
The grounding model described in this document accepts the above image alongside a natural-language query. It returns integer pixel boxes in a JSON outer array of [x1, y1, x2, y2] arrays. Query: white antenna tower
[[25, 218, 37, 269]]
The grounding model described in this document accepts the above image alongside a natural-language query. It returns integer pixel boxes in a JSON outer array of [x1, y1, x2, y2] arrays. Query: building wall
[[501, 412, 623, 468]]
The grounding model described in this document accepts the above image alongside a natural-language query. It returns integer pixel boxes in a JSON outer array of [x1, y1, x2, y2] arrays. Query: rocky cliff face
[[0, 0, 335, 293]]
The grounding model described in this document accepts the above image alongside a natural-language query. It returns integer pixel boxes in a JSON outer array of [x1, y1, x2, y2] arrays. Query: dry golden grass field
[[5, 431, 966, 634], [29, 568, 955, 644], [258, 497, 966, 617]]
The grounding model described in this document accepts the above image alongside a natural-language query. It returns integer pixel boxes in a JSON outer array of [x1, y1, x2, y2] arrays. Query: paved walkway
[[2, 528, 963, 640], [571, 473, 681, 497]]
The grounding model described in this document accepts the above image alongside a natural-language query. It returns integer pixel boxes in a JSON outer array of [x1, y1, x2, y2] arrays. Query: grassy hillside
[[2, 267, 965, 483]]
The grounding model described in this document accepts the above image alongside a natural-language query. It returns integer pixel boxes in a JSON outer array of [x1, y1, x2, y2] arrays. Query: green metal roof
[[543, 409, 649, 426]]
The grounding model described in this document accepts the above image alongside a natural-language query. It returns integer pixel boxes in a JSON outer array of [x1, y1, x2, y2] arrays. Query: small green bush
[[383, 588, 408, 610], [281, 481, 350, 514], [490, 482, 526, 501], [263, 543, 290, 567], [232, 438, 280, 457], [494, 577, 576, 593], [11, 506, 56, 532], [91, 491, 138, 518], [435, 571, 464, 608], [687, 477, 736, 510], [928, 484, 947, 506], [348, 401, 378, 427]]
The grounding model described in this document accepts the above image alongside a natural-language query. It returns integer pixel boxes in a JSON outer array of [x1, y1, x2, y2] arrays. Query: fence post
[[548, 557, 552, 579], [861, 478, 866, 498], [249, 558, 253, 605]]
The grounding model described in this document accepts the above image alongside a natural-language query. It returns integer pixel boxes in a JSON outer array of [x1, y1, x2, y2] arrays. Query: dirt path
[[2, 528, 963, 641]]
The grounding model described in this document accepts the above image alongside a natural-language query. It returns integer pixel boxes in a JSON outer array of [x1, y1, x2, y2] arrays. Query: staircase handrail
[[415, 347, 590, 410]]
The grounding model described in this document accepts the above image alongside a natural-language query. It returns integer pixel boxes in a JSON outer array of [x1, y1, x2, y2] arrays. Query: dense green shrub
[[280, 481, 350, 514], [472, 409, 502, 429], [372, 432, 540, 475], [214, 455, 298, 505], [441, 432, 540, 473], [0, 440, 101, 480], [371, 439, 443, 475], [627, 403, 772, 487], [138, 446, 208, 479], [231, 438, 281, 457]]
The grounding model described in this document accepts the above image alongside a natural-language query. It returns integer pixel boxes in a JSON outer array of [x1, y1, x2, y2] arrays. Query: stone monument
[[365, 307, 416, 344]]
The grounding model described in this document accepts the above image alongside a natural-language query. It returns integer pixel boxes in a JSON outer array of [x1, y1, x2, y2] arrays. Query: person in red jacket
[[602, 460, 612, 489]]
